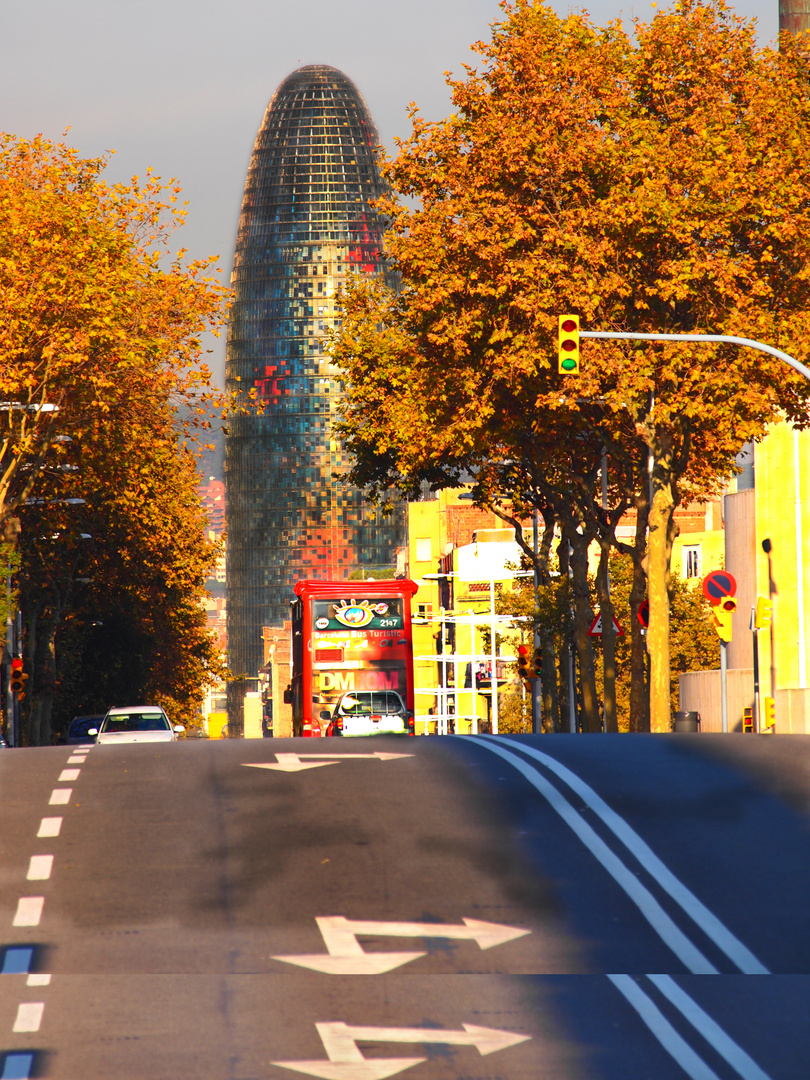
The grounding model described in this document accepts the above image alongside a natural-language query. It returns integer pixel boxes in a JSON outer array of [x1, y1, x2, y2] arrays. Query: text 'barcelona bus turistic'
[[291, 579, 418, 737]]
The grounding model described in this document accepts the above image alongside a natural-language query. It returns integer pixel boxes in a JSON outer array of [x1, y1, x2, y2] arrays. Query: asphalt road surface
[[1, 733, 809, 1079]]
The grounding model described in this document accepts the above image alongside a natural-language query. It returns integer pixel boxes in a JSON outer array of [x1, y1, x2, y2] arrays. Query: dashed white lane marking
[[26, 974, 51, 987], [48, 789, 72, 806], [57, 769, 80, 782], [26, 856, 53, 881], [37, 818, 62, 838], [67, 756, 86, 764], [12, 898, 44, 928], [12, 1002, 44, 1034], [1, 1051, 35, 1078]]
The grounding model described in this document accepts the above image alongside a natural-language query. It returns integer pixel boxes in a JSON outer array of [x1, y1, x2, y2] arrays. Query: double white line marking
[[609, 975, 772, 1080], [478, 736, 768, 975], [476, 737, 773, 1080]]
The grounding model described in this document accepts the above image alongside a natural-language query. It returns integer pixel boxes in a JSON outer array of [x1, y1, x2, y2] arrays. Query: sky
[[2, 0, 780, 384]]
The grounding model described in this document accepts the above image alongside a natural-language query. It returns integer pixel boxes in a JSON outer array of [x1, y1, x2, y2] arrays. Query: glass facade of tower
[[225, 65, 405, 681]]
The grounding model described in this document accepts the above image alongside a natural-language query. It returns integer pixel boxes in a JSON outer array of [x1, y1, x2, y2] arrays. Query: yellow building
[[670, 500, 725, 586], [406, 490, 529, 734], [682, 422, 810, 732]]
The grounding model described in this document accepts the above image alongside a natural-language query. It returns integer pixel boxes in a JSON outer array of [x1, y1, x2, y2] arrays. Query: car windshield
[[338, 692, 403, 716], [101, 712, 169, 733]]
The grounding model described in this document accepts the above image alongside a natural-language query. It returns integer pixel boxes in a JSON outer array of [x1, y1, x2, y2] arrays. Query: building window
[[684, 545, 701, 579], [415, 537, 432, 562]]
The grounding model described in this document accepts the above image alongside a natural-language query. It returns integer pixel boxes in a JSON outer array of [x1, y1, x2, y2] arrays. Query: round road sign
[[702, 570, 737, 606]]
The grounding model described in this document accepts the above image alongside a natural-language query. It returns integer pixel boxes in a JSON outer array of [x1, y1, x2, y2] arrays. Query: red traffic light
[[11, 657, 23, 672], [517, 645, 529, 656]]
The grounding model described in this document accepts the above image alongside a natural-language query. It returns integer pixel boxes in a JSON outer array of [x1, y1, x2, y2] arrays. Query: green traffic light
[[561, 358, 577, 371]]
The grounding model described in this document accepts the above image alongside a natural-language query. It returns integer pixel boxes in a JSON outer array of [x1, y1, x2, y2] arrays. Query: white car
[[90, 706, 185, 744], [322, 690, 413, 737]]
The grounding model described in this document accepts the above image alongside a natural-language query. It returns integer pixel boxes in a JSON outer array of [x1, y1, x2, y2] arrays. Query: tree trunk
[[648, 448, 676, 733], [27, 605, 58, 746], [596, 541, 618, 732], [538, 510, 559, 732], [567, 526, 600, 733], [556, 537, 574, 732], [628, 498, 650, 733]]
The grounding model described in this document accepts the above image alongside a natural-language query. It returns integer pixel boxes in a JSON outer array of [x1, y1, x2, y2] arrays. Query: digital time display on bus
[[312, 598, 403, 632]]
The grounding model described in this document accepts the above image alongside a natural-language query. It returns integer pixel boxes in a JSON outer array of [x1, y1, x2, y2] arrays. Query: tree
[[16, 400, 227, 743], [0, 133, 228, 532], [0, 133, 230, 741], [332, 0, 810, 731]]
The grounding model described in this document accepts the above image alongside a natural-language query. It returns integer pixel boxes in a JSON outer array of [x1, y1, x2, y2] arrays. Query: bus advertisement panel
[[291, 579, 419, 737]]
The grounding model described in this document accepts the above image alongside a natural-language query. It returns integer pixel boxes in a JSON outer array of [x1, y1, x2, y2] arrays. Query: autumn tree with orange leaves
[[332, 0, 810, 732], [0, 134, 229, 741]]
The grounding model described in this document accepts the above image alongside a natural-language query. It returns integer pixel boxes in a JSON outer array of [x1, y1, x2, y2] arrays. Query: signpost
[[703, 572, 738, 733]]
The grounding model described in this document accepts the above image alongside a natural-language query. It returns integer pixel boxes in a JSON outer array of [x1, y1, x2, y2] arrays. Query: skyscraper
[[225, 65, 405, 686]]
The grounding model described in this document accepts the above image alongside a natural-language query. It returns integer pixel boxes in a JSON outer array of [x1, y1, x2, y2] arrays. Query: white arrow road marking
[[243, 753, 413, 773], [273, 915, 530, 973], [272, 1021, 530, 1080]]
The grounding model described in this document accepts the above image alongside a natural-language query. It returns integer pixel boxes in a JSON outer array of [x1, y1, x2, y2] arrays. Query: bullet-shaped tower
[[225, 66, 405, 685]]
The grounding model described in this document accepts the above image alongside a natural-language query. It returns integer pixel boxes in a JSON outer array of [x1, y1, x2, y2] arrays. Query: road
[[1, 733, 809, 1079]]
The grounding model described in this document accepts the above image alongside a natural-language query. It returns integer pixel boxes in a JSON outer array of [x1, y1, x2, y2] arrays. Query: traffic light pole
[[720, 640, 728, 734], [580, 328, 810, 734], [752, 619, 761, 735]]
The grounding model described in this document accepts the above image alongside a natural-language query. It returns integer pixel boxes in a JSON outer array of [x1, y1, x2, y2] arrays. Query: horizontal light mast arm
[[580, 331, 810, 384]]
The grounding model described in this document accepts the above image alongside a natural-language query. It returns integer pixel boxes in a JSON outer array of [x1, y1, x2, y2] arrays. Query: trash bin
[[672, 710, 700, 732]]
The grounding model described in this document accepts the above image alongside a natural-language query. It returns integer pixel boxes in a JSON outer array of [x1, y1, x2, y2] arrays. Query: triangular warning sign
[[588, 611, 624, 637]]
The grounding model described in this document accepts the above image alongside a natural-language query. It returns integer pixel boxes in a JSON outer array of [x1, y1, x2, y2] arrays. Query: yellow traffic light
[[713, 597, 736, 642], [558, 315, 580, 374], [754, 596, 773, 630], [763, 696, 776, 728]]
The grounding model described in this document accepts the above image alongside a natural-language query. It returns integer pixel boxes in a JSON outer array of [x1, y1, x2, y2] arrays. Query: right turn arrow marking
[[273, 915, 530, 974], [272, 1020, 530, 1080]]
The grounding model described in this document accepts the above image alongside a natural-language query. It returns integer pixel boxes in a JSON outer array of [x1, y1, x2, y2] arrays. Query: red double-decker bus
[[291, 579, 419, 737]]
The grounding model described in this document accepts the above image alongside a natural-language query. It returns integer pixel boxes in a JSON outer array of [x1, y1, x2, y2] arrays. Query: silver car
[[90, 706, 184, 745]]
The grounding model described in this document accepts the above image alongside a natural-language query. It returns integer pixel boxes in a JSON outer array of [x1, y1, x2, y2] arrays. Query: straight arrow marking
[[272, 1021, 530, 1080], [272, 915, 530, 973], [244, 753, 413, 773]]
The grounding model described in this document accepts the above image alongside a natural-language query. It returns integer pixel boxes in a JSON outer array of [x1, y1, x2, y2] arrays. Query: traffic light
[[558, 315, 580, 374], [742, 707, 754, 734], [9, 658, 28, 698], [533, 646, 543, 674], [763, 696, 776, 729], [516, 644, 538, 682], [517, 645, 531, 682], [754, 596, 773, 630], [713, 597, 736, 642]]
